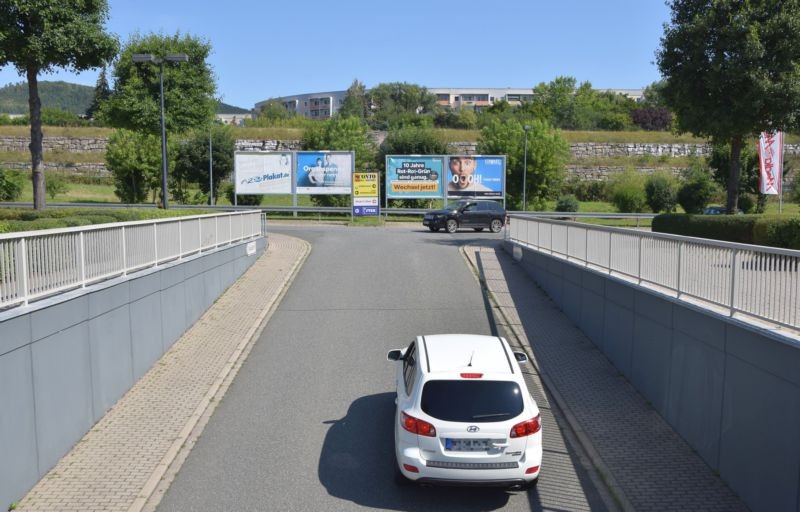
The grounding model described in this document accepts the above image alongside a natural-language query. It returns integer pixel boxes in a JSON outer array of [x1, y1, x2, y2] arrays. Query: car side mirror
[[513, 351, 528, 363], [387, 349, 404, 361]]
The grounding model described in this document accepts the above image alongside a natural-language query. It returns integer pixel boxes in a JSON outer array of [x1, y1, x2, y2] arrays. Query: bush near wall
[[0, 208, 215, 233], [653, 214, 800, 249]]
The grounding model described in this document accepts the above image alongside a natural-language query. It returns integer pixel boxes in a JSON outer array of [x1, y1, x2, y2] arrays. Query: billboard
[[353, 172, 380, 216], [296, 151, 353, 194], [446, 155, 505, 198], [234, 152, 293, 195], [385, 156, 444, 199]]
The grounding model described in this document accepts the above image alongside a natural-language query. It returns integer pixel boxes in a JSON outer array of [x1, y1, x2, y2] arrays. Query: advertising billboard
[[234, 152, 293, 195], [296, 151, 353, 194], [385, 156, 444, 199], [352, 172, 380, 216], [446, 155, 505, 198]]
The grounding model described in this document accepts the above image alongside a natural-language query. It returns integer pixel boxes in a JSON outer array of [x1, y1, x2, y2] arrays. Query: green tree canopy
[[301, 116, 376, 207], [100, 32, 216, 134], [105, 129, 166, 203], [86, 66, 111, 119], [478, 119, 568, 210], [0, 0, 118, 209], [339, 79, 368, 120], [172, 125, 235, 204], [366, 82, 440, 129], [657, 0, 800, 212]]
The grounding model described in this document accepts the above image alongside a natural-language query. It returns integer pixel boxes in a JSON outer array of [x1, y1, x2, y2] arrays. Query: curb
[[130, 236, 311, 512], [459, 243, 634, 512]]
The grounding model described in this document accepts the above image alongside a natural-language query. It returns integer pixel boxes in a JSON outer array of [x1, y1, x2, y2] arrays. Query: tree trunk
[[726, 136, 743, 214], [27, 68, 46, 210]]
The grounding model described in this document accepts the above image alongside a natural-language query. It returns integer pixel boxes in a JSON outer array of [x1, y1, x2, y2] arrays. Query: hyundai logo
[[467, 425, 480, 433]]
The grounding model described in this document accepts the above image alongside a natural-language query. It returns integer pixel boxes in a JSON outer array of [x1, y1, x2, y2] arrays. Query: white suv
[[387, 334, 542, 488]]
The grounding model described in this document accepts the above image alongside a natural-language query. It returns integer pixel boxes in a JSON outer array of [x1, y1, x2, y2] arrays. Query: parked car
[[703, 206, 743, 215], [387, 334, 542, 488], [423, 200, 507, 233]]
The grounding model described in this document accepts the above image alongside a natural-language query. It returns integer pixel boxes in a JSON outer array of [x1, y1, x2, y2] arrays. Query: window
[[421, 380, 524, 422], [403, 342, 417, 395]]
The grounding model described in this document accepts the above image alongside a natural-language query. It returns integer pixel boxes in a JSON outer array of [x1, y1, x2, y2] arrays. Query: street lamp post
[[523, 124, 530, 211], [132, 53, 189, 209]]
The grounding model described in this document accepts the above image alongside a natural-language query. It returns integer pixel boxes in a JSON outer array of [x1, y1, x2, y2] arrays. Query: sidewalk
[[16, 234, 310, 512], [462, 242, 748, 511]]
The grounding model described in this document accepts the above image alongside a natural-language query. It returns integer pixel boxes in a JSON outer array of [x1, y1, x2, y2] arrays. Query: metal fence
[[507, 214, 800, 331], [0, 211, 263, 309]]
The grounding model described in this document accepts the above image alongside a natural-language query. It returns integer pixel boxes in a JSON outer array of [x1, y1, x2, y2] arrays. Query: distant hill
[[0, 81, 94, 115], [217, 102, 250, 114]]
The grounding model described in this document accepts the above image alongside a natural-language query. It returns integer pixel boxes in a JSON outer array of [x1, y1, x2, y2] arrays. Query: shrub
[[222, 182, 262, 206], [608, 169, 647, 213], [631, 107, 673, 131], [46, 173, 70, 199], [555, 194, 579, 212], [653, 214, 800, 249], [737, 194, 755, 214], [677, 166, 718, 214], [644, 171, 678, 213], [0, 169, 25, 201], [563, 178, 608, 202]]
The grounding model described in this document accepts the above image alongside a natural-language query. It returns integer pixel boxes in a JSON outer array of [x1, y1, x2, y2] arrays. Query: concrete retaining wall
[[0, 237, 266, 507], [505, 241, 800, 512]]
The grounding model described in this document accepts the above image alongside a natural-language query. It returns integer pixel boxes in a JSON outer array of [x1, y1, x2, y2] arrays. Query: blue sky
[[0, 0, 671, 109]]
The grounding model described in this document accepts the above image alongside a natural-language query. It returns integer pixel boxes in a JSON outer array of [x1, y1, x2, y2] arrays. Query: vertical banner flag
[[296, 151, 354, 194], [758, 131, 783, 195], [446, 156, 505, 198], [234, 152, 293, 195], [352, 172, 380, 216], [385, 156, 444, 199]]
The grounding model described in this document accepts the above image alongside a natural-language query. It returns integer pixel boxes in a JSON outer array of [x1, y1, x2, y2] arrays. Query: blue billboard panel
[[296, 151, 353, 194], [385, 156, 444, 199], [446, 156, 505, 198]]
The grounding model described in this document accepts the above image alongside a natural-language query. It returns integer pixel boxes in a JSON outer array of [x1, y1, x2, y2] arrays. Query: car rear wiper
[[472, 412, 511, 419]]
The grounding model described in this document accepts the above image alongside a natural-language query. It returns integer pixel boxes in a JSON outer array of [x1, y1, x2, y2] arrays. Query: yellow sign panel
[[353, 173, 379, 197], [391, 182, 439, 193]]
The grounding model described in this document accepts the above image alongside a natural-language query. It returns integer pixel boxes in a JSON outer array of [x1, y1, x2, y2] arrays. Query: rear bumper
[[415, 477, 529, 488]]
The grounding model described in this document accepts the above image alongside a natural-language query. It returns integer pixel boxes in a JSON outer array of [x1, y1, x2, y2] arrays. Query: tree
[[105, 129, 164, 203], [301, 116, 376, 207], [529, 76, 578, 129], [86, 66, 111, 119], [0, 1, 118, 209], [172, 125, 235, 204], [100, 33, 216, 134], [657, 0, 800, 213], [338, 79, 368, 120], [478, 119, 568, 210], [366, 82, 439, 129]]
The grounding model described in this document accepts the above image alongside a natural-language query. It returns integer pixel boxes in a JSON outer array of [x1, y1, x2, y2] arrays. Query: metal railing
[[507, 214, 800, 331], [0, 210, 263, 309]]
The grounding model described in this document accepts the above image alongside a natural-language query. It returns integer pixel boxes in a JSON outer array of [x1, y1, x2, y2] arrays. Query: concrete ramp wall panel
[[0, 237, 266, 508], [504, 240, 800, 512]]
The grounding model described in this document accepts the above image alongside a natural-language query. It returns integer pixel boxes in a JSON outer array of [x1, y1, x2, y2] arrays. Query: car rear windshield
[[421, 380, 523, 423]]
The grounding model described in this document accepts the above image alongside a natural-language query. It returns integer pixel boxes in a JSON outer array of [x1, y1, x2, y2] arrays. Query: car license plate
[[444, 438, 503, 451]]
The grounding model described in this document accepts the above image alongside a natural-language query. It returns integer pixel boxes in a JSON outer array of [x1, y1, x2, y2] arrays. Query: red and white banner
[[758, 131, 783, 195]]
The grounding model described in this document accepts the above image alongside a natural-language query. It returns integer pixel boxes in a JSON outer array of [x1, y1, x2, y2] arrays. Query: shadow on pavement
[[318, 392, 519, 511]]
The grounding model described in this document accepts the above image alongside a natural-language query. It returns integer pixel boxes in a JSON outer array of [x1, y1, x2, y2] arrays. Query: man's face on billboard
[[450, 157, 476, 189]]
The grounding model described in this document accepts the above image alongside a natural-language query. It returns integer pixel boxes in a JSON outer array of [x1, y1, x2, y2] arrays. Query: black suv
[[423, 200, 507, 233]]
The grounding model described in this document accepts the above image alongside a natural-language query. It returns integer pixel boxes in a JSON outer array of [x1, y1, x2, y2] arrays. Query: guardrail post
[[676, 242, 682, 298], [79, 232, 86, 288], [153, 223, 158, 267], [215, 216, 219, 248], [198, 217, 203, 251], [637, 236, 643, 284], [19, 238, 29, 305], [729, 248, 738, 317], [178, 220, 183, 260], [566, 226, 570, 260], [608, 232, 613, 275], [584, 227, 589, 265], [549, 222, 554, 255], [121, 226, 127, 276]]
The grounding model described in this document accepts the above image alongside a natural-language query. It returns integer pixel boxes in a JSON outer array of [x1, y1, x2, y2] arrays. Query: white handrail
[[506, 215, 800, 331], [0, 210, 263, 309]]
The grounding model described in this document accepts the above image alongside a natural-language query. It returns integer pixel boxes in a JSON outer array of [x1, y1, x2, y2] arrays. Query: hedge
[[652, 214, 800, 250], [0, 208, 216, 233]]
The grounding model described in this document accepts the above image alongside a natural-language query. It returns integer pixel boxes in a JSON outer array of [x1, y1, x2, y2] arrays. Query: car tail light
[[460, 373, 483, 379], [402, 411, 436, 437], [403, 464, 420, 473], [510, 415, 541, 438], [525, 465, 540, 474]]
